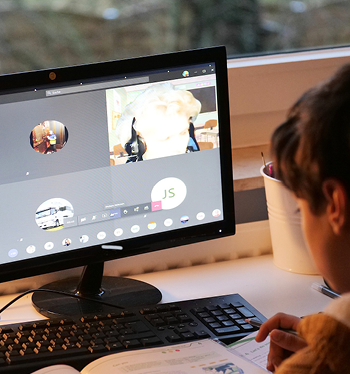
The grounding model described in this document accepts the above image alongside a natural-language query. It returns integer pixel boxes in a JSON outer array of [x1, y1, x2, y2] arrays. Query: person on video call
[[256, 64, 350, 373], [115, 82, 201, 162]]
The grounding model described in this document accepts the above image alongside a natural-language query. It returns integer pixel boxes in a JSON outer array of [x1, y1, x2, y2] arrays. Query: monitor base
[[32, 263, 162, 317]]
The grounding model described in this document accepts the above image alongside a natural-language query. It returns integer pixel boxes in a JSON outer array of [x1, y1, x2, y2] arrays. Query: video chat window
[[106, 76, 219, 166]]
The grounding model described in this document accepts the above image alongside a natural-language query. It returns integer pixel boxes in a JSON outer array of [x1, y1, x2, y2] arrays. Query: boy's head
[[271, 63, 350, 215]]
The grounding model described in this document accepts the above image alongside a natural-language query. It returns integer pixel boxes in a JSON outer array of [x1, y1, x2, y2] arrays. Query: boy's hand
[[255, 313, 307, 371]]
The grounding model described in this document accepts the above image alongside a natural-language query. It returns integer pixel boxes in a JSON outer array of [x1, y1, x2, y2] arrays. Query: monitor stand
[[32, 262, 162, 318]]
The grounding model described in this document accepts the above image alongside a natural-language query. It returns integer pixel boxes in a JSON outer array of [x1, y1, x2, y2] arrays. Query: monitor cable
[[0, 288, 124, 319]]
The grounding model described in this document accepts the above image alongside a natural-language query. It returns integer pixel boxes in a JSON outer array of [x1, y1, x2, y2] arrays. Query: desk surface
[[0, 254, 330, 326]]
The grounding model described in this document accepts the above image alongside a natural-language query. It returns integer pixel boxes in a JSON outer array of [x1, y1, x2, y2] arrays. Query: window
[[0, 0, 350, 75]]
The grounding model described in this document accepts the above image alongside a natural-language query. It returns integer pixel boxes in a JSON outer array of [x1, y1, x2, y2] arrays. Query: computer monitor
[[0, 46, 235, 317]]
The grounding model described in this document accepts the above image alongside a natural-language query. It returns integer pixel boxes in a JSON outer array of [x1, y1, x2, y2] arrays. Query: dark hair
[[271, 63, 350, 214]]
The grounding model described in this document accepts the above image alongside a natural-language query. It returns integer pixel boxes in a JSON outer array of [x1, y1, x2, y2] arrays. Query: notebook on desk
[[30, 339, 267, 374]]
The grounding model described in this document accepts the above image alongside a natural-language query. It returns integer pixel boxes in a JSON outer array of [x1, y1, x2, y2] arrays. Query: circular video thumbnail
[[30, 120, 68, 155], [35, 198, 74, 231]]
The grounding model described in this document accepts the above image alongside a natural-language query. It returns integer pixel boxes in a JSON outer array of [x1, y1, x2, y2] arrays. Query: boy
[[255, 63, 350, 373]]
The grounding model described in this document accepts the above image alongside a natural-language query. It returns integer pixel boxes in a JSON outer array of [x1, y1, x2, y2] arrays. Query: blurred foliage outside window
[[0, 0, 349, 74]]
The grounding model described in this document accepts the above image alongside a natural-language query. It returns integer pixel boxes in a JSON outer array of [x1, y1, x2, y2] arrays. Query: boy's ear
[[322, 179, 349, 235]]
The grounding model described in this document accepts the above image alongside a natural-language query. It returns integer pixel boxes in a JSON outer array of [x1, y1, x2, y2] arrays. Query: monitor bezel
[[0, 46, 235, 283]]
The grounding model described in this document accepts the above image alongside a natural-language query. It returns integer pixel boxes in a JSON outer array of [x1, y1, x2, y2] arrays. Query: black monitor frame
[[0, 46, 234, 294]]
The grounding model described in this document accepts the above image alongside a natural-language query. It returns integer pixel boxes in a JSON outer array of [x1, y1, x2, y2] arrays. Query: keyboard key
[[174, 327, 189, 334], [155, 306, 170, 313], [222, 308, 236, 314], [88, 345, 108, 354], [228, 313, 241, 319], [210, 310, 223, 316], [215, 326, 240, 335], [177, 314, 193, 323], [197, 312, 210, 318], [168, 305, 181, 311], [122, 339, 142, 349], [106, 342, 123, 351], [118, 332, 155, 342], [218, 303, 231, 309], [236, 319, 246, 325], [242, 324, 254, 330], [147, 318, 166, 327], [205, 305, 218, 311], [140, 337, 162, 347], [120, 311, 136, 318], [191, 307, 205, 314], [217, 316, 229, 322], [222, 321, 234, 327], [180, 332, 196, 340], [194, 330, 210, 338], [139, 307, 157, 315], [237, 307, 255, 318], [164, 316, 178, 324], [125, 321, 149, 333], [209, 322, 221, 328], [231, 302, 243, 308], [0, 328, 14, 334], [166, 334, 182, 343]]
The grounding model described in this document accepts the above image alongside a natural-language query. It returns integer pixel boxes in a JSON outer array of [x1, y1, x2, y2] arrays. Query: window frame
[[227, 46, 350, 148]]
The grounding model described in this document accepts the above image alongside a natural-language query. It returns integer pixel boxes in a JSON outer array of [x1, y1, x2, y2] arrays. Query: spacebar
[[214, 326, 240, 335], [23, 348, 88, 362]]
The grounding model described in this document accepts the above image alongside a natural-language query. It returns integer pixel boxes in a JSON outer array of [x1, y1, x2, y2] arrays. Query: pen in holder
[[260, 161, 318, 274]]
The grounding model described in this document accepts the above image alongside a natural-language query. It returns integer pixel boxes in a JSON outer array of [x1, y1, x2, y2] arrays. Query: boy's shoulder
[[323, 292, 350, 329], [276, 295, 350, 374]]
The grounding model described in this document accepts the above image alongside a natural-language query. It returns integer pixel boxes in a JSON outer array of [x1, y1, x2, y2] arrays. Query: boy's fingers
[[270, 329, 307, 352], [255, 313, 301, 342], [266, 341, 285, 371]]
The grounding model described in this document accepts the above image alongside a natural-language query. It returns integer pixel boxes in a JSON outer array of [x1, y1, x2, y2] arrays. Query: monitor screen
[[0, 46, 234, 315]]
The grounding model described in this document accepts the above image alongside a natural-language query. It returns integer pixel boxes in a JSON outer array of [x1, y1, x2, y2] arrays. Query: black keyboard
[[0, 293, 266, 374]]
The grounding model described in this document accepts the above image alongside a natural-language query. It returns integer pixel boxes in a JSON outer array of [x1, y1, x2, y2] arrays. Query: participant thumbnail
[[30, 120, 68, 155], [35, 198, 74, 231]]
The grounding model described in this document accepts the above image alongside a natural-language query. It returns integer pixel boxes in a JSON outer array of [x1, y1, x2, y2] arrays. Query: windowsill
[[228, 48, 350, 192], [227, 46, 350, 69], [232, 144, 269, 192], [227, 46, 350, 149]]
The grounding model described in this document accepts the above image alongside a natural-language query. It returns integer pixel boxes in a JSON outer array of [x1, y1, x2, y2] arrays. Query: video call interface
[[0, 62, 224, 265]]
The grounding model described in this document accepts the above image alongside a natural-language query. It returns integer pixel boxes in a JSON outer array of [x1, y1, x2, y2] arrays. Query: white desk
[[0, 254, 330, 326]]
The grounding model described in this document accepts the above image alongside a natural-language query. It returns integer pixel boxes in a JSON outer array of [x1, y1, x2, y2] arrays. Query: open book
[[31, 339, 267, 374]]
